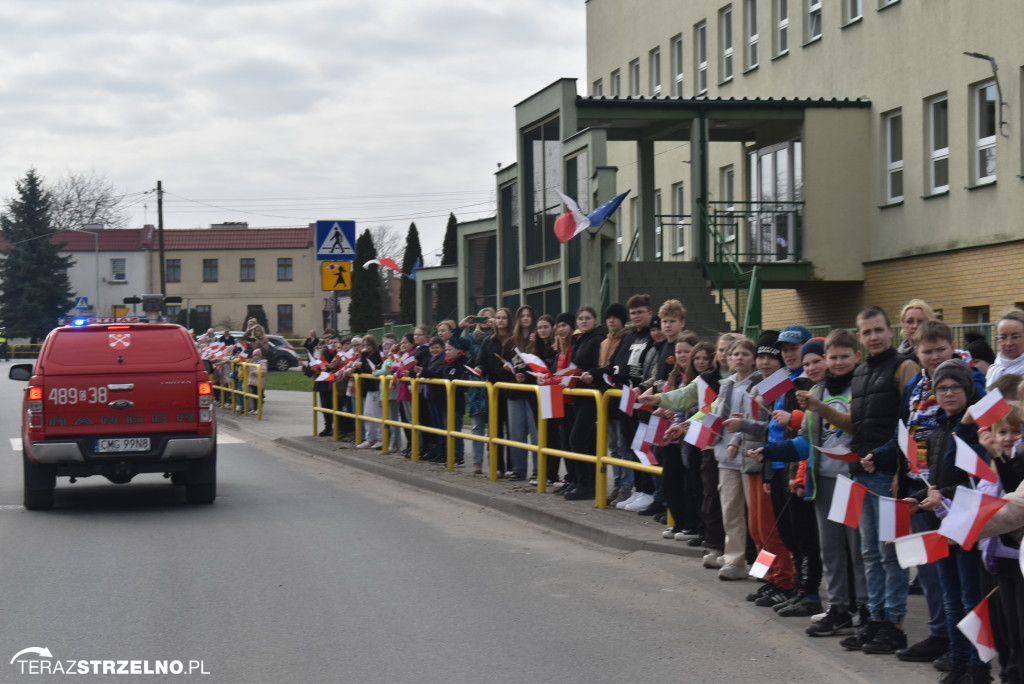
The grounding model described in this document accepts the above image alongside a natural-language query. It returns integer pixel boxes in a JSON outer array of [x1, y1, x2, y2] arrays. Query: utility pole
[[157, 180, 166, 296]]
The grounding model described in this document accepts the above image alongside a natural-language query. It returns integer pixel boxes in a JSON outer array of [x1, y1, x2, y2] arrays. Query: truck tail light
[[27, 386, 43, 428], [198, 381, 213, 422]]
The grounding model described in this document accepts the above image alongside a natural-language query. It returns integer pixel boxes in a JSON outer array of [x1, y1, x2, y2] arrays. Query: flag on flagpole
[[363, 258, 403, 275], [813, 444, 861, 462], [827, 476, 868, 527], [755, 367, 796, 403], [553, 190, 592, 243], [619, 384, 638, 417], [879, 496, 913, 541], [684, 414, 724, 450], [953, 435, 999, 483], [957, 598, 998, 663], [894, 531, 950, 568], [514, 348, 550, 375], [408, 257, 421, 280], [938, 485, 1008, 550], [969, 388, 1011, 430], [538, 384, 565, 420], [586, 190, 631, 229], [749, 550, 776, 579], [898, 419, 921, 474], [696, 376, 717, 413]]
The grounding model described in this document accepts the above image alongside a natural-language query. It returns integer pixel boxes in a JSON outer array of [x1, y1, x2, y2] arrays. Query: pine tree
[[441, 212, 458, 265], [399, 222, 423, 324], [349, 228, 382, 332], [0, 169, 75, 342], [435, 212, 459, 321]]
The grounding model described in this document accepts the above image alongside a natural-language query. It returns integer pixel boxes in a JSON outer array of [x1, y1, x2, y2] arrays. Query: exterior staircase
[[617, 261, 730, 340]]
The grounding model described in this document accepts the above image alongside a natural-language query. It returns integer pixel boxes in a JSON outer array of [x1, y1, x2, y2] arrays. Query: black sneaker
[[934, 654, 953, 673], [840, 620, 881, 651], [746, 582, 778, 602], [861, 620, 907, 654], [637, 501, 667, 517], [962, 665, 994, 684], [805, 606, 854, 637], [897, 634, 950, 662], [686, 536, 706, 547], [938, 665, 966, 684], [755, 587, 795, 607]]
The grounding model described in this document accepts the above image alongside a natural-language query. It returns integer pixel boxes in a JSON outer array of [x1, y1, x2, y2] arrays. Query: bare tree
[[368, 224, 403, 264], [48, 170, 131, 231]]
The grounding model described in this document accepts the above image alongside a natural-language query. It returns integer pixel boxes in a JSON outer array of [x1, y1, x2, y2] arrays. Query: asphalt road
[[0, 373, 936, 684]]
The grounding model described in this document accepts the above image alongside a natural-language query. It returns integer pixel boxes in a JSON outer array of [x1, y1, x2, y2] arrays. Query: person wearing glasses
[[987, 309, 1024, 384]]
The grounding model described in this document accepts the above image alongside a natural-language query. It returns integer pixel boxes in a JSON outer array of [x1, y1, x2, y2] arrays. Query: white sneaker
[[702, 550, 724, 569], [356, 441, 374, 449], [674, 530, 701, 541], [624, 492, 654, 512], [615, 491, 641, 509], [662, 527, 679, 539], [718, 562, 749, 581]]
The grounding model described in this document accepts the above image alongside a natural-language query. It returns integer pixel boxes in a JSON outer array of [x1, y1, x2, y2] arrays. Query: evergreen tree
[[0, 169, 75, 342], [399, 222, 423, 324], [349, 228, 382, 333], [441, 212, 458, 265], [241, 305, 269, 332]]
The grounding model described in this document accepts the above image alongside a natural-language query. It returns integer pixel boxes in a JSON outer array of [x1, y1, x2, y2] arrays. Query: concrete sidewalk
[[218, 389, 695, 557]]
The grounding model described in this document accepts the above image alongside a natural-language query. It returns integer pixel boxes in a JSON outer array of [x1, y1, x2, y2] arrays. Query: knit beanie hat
[[649, 316, 662, 329], [965, 332, 996, 365], [556, 312, 575, 328], [801, 337, 826, 360], [756, 330, 783, 363], [605, 302, 629, 326], [932, 358, 973, 396]]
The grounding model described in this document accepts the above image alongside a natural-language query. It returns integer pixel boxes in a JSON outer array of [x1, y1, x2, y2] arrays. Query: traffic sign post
[[316, 221, 356, 261], [321, 262, 353, 291]]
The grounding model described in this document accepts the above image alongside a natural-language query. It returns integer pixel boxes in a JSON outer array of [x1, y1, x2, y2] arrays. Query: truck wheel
[[185, 450, 216, 504], [23, 456, 55, 510]]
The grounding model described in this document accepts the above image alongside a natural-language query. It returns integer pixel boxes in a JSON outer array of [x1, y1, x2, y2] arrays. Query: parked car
[[216, 331, 300, 372]]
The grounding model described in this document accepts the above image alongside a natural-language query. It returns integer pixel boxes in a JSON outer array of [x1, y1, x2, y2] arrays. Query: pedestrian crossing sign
[[316, 220, 356, 261], [321, 261, 352, 291]]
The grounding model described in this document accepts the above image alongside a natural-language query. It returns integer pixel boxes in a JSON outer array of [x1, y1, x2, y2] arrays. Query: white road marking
[[10, 438, 21, 452], [218, 433, 245, 444]]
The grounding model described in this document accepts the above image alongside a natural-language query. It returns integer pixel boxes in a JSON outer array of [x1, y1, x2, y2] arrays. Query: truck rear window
[[43, 326, 198, 370]]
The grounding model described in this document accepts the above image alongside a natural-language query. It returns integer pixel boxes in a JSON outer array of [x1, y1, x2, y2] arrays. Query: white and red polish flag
[[696, 376, 717, 413], [749, 549, 776, 579], [894, 530, 950, 568], [827, 476, 868, 528], [363, 258, 403, 275], [684, 414, 724, 450], [953, 435, 999, 483], [395, 353, 417, 374], [813, 444, 861, 463], [514, 348, 550, 375], [553, 189, 591, 243], [755, 367, 795, 403], [939, 485, 1008, 550], [466, 366, 483, 378], [878, 496, 913, 542], [957, 597, 998, 663], [898, 419, 921, 474], [538, 383, 565, 420], [365, 357, 377, 372], [968, 388, 1011, 430], [631, 416, 667, 466], [619, 384, 638, 417]]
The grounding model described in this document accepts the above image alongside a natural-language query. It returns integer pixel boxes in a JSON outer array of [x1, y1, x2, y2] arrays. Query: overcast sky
[[0, 0, 586, 262]]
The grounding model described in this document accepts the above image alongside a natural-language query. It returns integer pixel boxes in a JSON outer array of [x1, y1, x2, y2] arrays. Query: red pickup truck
[[9, 321, 217, 509]]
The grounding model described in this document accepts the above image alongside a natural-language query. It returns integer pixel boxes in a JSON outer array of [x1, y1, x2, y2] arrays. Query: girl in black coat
[[564, 305, 608, 500]]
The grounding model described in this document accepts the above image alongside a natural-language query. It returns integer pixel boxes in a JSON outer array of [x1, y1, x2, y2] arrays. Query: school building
[[415, 0, 1024, 337]]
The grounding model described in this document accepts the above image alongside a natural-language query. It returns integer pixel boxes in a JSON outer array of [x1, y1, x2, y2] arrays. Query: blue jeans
[[936, 546, 987, 668], [609, 419, 634, 490], [910, 511, 947, 637], [507, 397, 535, 478], [471, 413, 487, 465], [854, 471, 909, 623]]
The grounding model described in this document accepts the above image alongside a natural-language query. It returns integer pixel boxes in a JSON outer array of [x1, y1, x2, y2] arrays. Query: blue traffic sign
[[316, 221, 356, 261], [75, 296, 89, 310]]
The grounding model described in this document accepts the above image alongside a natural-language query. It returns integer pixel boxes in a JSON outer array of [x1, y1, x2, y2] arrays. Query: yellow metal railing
[[315, 374, 668, 509], [211, 359, 264, 419]]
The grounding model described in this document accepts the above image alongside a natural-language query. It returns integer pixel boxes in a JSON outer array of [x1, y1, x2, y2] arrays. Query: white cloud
[[0, 0, 586, 253]]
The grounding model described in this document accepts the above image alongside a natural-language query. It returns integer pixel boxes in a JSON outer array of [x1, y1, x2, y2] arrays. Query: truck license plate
[[95, 437, 150, 453]]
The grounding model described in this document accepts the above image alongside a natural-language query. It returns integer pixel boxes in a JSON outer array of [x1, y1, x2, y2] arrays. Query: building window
[[611, 69, 621, 97], [695, 21, 708, 94], [671, 35, 684, 96], [278, 304, 293, 334], [653, 189, 663, 260], [746, 0, 759, 69], [166, 258, 181, 283], [844, 0, 862, 23], [806, 0, 822, 41], [240, 258, 255, 282], [166, 305, 181, 319], [775, 0, 789, 55], [203, 259, 218, 282], [277, 258, 293, 281], [884, 110, 903, 203], [649, 47, 661, 95], [672, 182, 686, 253], [721, 166, 737, 240], [720, 7, 734, 82], [593, 78, 603, 96], [974, 81, 997, 184], [928, 94, 949, 193], [109, 258, 126, 283], [629, 59, 640, 96], [195, 305, 212, 331], [522, 116, 562, 266]]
